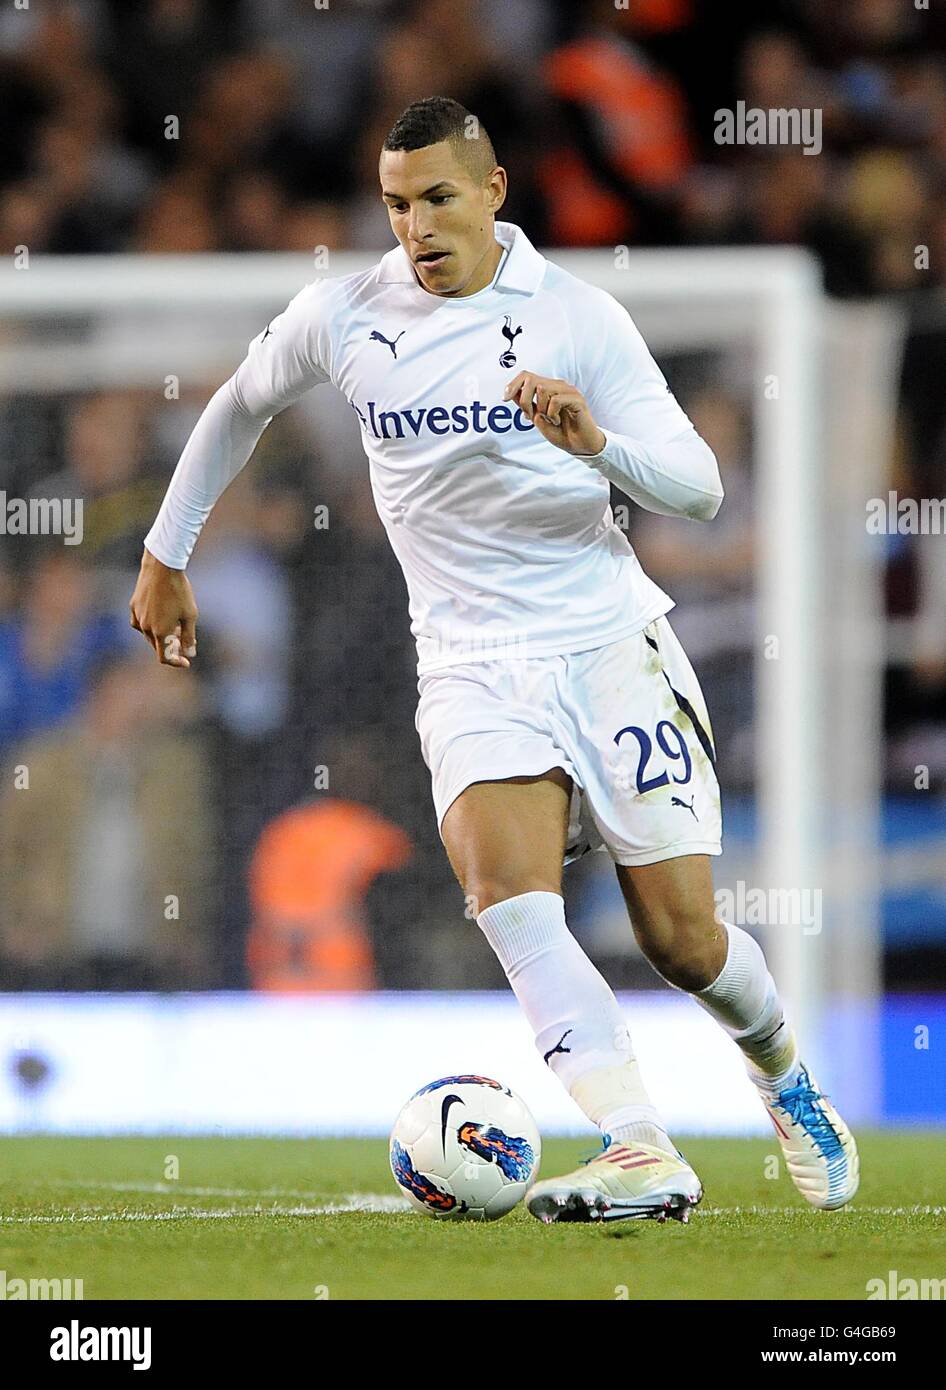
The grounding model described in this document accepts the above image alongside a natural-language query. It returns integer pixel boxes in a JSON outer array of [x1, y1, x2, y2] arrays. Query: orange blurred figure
[[539, 0, 693, 245], [247, 800, 411, 992]]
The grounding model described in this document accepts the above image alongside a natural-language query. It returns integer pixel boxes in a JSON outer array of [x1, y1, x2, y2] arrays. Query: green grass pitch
[[1, 1134, 943, 1300]]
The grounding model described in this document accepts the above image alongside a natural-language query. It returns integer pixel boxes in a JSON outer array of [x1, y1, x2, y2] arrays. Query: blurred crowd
[[0, 389, 449, 991], [1, 0, 945, 295], [1, 0, 946, 990]]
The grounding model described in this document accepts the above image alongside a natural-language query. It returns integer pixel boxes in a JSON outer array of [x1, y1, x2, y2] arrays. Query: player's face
[[379, 141, 506, 297]]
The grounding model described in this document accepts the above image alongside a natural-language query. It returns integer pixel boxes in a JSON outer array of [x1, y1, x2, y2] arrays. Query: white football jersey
[[145, 221, 723, 673]]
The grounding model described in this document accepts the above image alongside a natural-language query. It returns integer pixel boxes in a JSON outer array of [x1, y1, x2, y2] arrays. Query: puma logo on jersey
[[370, 328, 406, 358], [671, 794, 698, 821]]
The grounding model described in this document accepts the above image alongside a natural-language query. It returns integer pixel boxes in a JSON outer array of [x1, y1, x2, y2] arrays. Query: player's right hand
[[129, 547, 199, 669]]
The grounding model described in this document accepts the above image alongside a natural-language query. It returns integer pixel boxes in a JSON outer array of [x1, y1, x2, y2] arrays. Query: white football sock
[[476, 891, 677, 1154], [686, 920, 799, 1083]]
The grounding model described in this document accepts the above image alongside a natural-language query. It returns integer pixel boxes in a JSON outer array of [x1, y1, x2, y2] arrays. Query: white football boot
[[526, 1136, 703, 1224], [753, 1062, 859, 1210]]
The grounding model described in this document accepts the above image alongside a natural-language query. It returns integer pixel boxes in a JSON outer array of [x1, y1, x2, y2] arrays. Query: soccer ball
[[390, 1074, 541, 1221]]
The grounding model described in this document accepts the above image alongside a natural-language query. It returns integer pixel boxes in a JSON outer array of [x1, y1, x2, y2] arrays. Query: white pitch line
[[3, 1198, 942, 1226], [36, 1184, 946, 1217], [701, 1206, 946, 1216], [0, 1193, 410, 1224]]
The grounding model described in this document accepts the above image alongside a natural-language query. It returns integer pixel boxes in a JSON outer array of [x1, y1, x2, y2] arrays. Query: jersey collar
[[376, 221, 546, 295]]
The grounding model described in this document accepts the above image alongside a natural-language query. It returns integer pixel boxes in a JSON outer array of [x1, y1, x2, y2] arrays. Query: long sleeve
[[144, 279, 332, 569], [572, 288, 724, 521]]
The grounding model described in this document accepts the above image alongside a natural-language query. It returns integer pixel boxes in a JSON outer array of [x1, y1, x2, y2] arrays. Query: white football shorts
[[414, 615, 722, 867]]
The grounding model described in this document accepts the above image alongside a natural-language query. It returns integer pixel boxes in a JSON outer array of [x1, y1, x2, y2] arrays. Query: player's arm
[[130, 281, 331, 666], [505, 293, 723, 521]]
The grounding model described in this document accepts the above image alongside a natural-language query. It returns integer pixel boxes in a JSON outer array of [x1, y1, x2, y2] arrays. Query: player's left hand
[[503, 372, 606, 457]]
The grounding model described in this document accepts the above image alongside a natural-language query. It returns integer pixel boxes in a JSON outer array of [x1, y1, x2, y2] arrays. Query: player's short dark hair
[[382, 97, 497, 181]]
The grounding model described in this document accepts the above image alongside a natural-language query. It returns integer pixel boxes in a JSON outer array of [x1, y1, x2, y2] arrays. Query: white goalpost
[[0, 247, 900, 1126]]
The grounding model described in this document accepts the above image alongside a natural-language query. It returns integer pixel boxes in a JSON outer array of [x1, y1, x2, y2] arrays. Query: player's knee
[[636, 914, 724, 991], [466, 878, 562, 917], [653, 952, 720, 992]]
